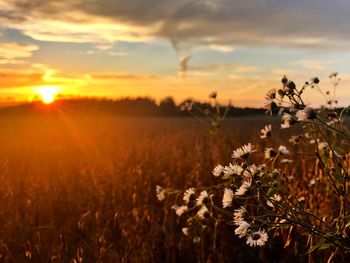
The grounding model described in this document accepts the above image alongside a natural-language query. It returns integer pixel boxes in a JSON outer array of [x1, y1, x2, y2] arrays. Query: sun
[[36, 86, 59, 104]]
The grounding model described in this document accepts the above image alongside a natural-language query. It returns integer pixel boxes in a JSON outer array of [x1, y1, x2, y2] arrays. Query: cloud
[[0, 69, 44, 88], [0, 42, 39, 63], [209, 44, 235, 53], [294, 59, 337, 70], [1, 0, 350, 51], [191, 63, 259, 74], [90, 72, 158, 80], [108, 51, 128, 57]]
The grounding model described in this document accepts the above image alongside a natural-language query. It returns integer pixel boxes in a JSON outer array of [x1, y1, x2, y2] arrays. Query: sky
[[0, 0, 350, 107]]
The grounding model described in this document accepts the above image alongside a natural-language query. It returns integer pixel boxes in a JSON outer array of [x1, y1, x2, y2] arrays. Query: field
[[0, 109, 348, 262]]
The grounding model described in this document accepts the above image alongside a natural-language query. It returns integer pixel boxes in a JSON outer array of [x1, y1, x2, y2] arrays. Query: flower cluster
[[157, 75, 350, 257]]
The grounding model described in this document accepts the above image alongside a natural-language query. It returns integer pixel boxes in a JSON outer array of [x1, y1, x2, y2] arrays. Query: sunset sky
[[1, 0, 350, 107]]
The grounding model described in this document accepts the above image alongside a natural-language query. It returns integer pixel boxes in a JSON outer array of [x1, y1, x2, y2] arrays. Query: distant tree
[[159, 97, 179, 116]]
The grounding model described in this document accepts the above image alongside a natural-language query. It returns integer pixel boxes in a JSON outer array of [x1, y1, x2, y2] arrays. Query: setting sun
[[37, 86, 59, 104]]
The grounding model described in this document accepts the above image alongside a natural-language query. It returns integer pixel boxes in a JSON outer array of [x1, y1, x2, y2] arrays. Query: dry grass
[[0, 111, 346, 262]]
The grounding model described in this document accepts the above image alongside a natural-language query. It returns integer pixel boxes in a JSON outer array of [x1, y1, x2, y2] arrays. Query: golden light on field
[[36, 86, 59, 104]]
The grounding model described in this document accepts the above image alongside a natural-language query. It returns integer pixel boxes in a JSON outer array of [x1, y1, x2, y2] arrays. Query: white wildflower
[[235, 180, 251, 196], [265, 89, 276, 100], [308, 179, 316, 187], [327, 118, 339, 126], [223, 163, 244, 177], [264, 148, 277, 160], [182, 227, 189, 236], [296, 107, 316, 121], [212, 164, 225, 177], [232, 143, 257, 160], [156, 185, 166, 201], [242, 170, 253, 182], [222, 188, 234, 208], [247, 164, 265, 177], [281, 158, 293, 164], [246, 229, 268, 247], [234, 221, 251, 238], [289, 135, 301, 144], [278, 145, 289, 155], [233, 206, 247, 226], [297, 196, 305, 202], [197, 205, 209, 219], [260, 124, 272, 139], [281, 113, 297, 129], [171, 205, 188, 216], [318, 142, 328, 151], [266, 194, 282, 208], [183, 187, 195, 204], [196, 191, 209, 206], [193, 236, 201, 243]]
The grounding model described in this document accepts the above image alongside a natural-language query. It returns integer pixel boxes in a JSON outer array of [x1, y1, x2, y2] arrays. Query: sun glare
[[37, 86, 59, 104]]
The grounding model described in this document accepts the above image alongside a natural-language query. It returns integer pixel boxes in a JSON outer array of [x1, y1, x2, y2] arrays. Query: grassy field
[[0, 110, 347, 262]]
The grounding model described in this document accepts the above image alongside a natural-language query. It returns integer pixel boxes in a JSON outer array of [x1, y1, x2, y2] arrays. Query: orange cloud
[[0, 42, 39, 64], [0, 69, 44, 88]]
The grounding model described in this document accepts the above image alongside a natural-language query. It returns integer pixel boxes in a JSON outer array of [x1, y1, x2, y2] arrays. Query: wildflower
[[327, 118, 339, 126], [248, 164, 265, 177], [246, 229, 268, 247], [281, 75, 288, 84], [264, 101, 278, 115], [156, 185, 166, 201], [277, 88, 285, 99], [308, 179, 316, 187], [223, 163, 244, 177], [242, 170, 253, 182], [278, 145, 289, 155], [304, 132, 312, 139], [266, 194, 282, 207], [273, 193, 282, 201], [260, 124, 272, 139], [281, 113, 297, 129], [233, 206, 247, 225], [193, 236, 201, 243], [235, 180, 251, 196], [265, 89, 276, 100], [232, 143, 257, 160], [183, 187, 195, 205], [246, 164, 257, 175], [222, 188, 234, 208], [182, 227, 189, 236], [212, 164, 224, 177], [197, 205, 209, 219], [297, 196, 305, 202], [179, 100, 193, 111], [264, 148, 277, 160], [209, 91, 217, 99], [318, 142, 328, 151], [196, 191, 209, 206], [296, 107, 316, 121], [234, 221, 251, 238], [281, 158, 293, 164], [171, 205, 188, 216], [289, 135, 301, 144]]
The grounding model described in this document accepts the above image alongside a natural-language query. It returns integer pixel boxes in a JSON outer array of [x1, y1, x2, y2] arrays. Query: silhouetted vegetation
[[0, 97, 268, 117]]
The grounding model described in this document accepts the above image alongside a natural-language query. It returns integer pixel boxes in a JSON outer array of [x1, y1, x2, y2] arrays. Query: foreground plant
[[180, 91, 231, 135], [157, 75, 350, 261]]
